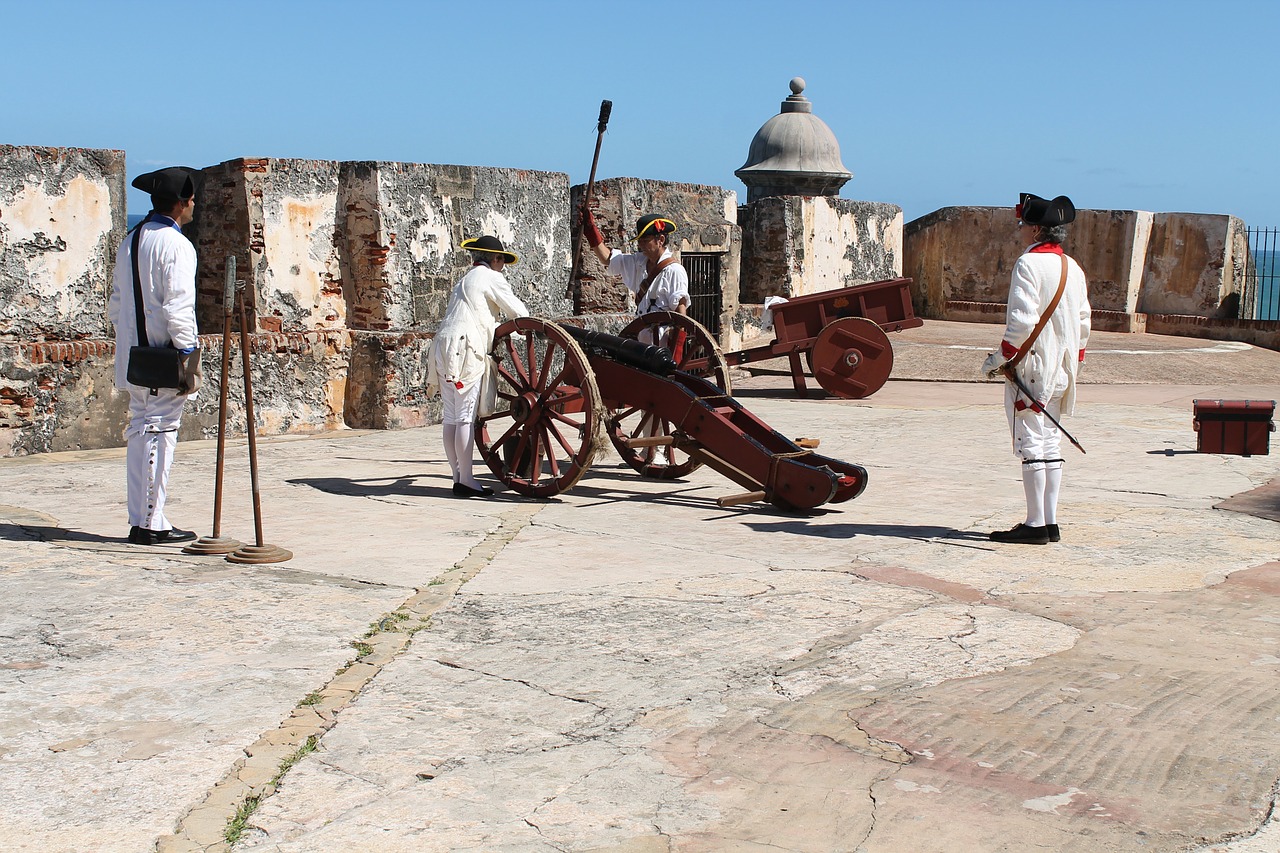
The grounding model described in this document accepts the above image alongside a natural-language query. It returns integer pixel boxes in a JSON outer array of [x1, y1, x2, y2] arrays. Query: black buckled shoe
[[128, 526, 198, 545], [1047, 524, 1061, 543], [452, 483, 494, 498], [989, 523, 1051, 545]]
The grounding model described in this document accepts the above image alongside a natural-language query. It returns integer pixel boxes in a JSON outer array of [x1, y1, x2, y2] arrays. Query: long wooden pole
[[567, 99, 612, 311]]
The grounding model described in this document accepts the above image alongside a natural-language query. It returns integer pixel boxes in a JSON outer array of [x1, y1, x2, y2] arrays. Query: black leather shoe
[[452, 483, 494, 498], [1047, 524, 1061, 543], [128, 526, 198, 545], [989, 523, 1050, 545]]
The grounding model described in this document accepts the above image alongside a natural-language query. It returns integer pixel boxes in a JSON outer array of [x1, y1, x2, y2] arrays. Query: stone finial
[[736, 78, 851, 203]]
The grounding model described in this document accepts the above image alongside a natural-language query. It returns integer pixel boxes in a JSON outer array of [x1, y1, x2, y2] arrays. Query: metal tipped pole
[[185, 256, 245, 555], [567, 99, 612, 310], [227, 278, 292, 564]]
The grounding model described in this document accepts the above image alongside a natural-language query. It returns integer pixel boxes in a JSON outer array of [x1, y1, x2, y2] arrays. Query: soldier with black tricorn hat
[[982, 193, 1092, 545], [107, 166, 203, 544]]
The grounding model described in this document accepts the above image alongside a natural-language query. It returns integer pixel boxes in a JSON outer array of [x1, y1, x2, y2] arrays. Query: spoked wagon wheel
[[476, 317, 604, 498], [609, 312, 731, 481]]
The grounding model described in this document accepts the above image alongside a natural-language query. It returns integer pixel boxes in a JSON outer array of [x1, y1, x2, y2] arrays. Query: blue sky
[[3, 0, 1277, 226]]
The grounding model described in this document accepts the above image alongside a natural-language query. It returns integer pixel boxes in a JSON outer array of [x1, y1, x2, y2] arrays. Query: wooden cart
[[625, 277, 922, 400]]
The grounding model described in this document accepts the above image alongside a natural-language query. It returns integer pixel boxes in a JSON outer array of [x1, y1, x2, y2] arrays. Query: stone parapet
[[739, 195, 902, 303], [906, 206, 1247, 323], [345, 331, 436, 430], [0, 145, 125, 341]]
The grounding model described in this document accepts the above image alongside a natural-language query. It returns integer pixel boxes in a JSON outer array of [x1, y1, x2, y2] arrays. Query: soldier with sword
[[982, 192, 1092, 545]]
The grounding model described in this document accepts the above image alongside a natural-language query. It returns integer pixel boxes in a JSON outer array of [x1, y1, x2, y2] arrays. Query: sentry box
[[1192, 399, 1276, 457]]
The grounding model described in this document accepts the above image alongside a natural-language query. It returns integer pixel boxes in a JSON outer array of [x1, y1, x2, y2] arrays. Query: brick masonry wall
[[0, 145, 125, 342]]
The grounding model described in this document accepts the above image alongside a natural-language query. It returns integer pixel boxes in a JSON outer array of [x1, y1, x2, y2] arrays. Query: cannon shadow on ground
[[0, 522, 123, 546]]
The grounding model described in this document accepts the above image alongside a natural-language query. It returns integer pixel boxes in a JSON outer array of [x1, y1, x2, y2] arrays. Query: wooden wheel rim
[[476, 318, 603, 497]]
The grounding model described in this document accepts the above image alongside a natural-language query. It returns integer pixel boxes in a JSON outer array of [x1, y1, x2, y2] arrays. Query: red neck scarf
[[1028, 242, 1063, 254]]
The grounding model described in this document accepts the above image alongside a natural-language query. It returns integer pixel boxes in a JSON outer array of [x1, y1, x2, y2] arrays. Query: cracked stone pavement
[[0, 321, 1278, 852]]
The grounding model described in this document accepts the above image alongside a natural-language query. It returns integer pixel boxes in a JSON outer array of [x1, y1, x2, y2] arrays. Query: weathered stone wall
[[1138, 213, 1247, 318], [341, 162, 572, 331], [903, 206, 1247, 327], [345, 331, 436, 430], [0, 146, 125, 341], [190, 158, 345, 334], [738, 196, 902, 304], [571, 178, 740, 324]]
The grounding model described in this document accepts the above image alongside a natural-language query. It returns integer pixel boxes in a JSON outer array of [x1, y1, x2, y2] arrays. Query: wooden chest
[[1193, 399, 1275, 456]]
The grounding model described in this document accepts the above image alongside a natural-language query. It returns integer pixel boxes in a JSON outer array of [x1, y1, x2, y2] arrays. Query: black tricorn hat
[[461, 235, 519, 265], [1017, 193, 1076, 226], [131, 167, 198, 200], [635, 214, 677, 240]]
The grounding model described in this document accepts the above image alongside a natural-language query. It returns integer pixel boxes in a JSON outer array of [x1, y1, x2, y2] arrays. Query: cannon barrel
[[561, 325, 676, 376]]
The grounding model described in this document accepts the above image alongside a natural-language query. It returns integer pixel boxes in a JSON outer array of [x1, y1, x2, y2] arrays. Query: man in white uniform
[[429, 235, 529, 498], [582, 210, 690, 320], [581, 211, 690, 467], [983, 193, 1092, 545], [107, 167, 202, 545]]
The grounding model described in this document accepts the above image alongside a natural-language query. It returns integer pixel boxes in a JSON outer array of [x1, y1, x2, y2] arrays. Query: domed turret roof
[[736, 78, 852, 203]]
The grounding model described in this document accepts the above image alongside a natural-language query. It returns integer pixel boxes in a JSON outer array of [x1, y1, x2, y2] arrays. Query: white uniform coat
[[608, 249, 690, 314], [107, 218, 199, 390], [429, 264, 529, 390], [1002, 245, 1091, 416]]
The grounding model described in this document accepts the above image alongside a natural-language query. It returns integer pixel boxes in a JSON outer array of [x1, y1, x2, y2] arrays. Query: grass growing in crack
[[224, 736, 319, 844], [350, 640, 374, 659], [299, 690, 323, 707], [363, 610, 411, 638]]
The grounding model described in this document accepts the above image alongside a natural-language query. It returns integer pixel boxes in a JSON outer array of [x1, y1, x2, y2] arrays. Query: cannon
[[622, 277, 922, 400], [475, 318, 868, 511]]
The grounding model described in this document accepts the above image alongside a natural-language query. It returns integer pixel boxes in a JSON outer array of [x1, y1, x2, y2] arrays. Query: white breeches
[[1005, 384, 1064, 462], [440, 381, 481, 426], [125, 388, 187, 530], [1004, 384, 1066, 526]]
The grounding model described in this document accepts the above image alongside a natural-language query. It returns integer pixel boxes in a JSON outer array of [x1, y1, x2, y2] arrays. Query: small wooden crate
[[1193, 399, 1275, 456]]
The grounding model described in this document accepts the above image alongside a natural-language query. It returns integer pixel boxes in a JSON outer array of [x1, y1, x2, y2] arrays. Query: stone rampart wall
[[738, 196, 903, 303], [0, 146, 126, 342], [904, 206, 1250, 329]]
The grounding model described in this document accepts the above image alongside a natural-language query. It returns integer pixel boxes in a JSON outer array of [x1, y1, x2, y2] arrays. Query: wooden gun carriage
[[647, 276, 922, 399], [476, 319, 868, 511]]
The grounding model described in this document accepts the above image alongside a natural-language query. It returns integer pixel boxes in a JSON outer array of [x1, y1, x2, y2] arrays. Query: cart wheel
[[809, 317, 894, 399], [609, 312, 729, 480], [619, 311, 732, 392], [476, 317, 603, 498]]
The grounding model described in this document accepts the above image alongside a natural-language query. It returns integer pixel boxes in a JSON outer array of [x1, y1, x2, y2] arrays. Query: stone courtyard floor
[[1, 321, 1278, 852]]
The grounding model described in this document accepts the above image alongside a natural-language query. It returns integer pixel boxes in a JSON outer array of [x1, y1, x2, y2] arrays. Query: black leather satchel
[[124, 220, 200, 392]]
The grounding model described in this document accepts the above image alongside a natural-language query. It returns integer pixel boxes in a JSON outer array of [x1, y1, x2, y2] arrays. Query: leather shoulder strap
[[1006, 254, 1068, 370], [130, 224, 149, 348], [636, 257, 677, 305]]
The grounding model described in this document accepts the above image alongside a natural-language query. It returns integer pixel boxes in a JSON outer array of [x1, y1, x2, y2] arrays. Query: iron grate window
[[681, 253, 723, 334], [1244, 227, 1279, 321]]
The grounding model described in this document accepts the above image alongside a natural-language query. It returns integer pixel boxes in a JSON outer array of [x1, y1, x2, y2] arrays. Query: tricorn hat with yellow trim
[[461, 235, 518, 265], [1016, 193, 1076, 226], [635, 214, 677, 240]]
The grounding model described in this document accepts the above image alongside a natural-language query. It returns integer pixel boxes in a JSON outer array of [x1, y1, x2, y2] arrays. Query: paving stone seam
[[153, 501, 544, 853]]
